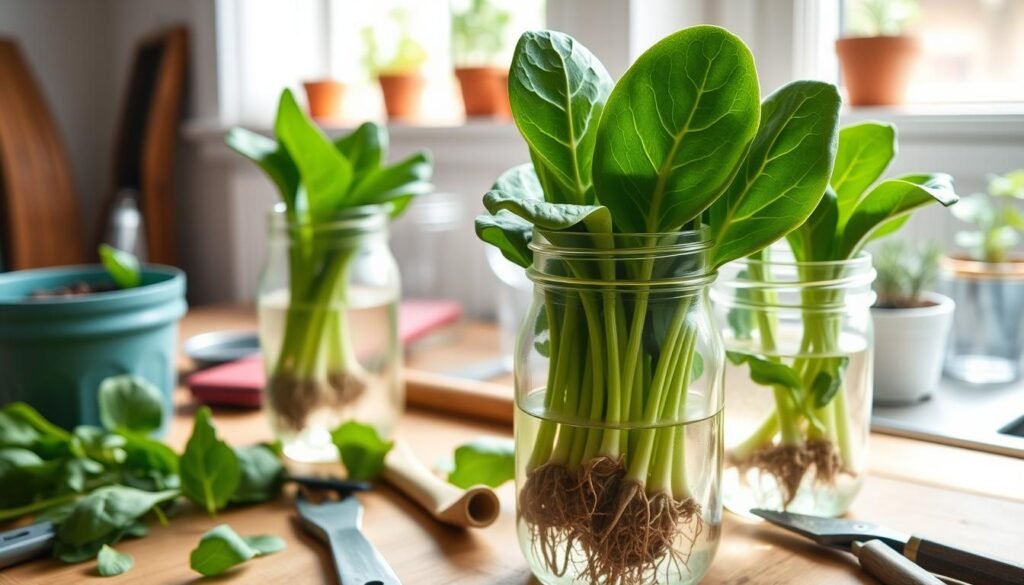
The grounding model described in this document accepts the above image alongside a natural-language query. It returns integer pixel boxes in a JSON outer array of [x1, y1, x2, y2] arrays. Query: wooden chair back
[[0, 38, 85, 270], [97, 26, 188, 265]]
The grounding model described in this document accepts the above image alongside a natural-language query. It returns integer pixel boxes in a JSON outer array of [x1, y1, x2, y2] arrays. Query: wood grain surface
[[2, 306, 1022, 585]]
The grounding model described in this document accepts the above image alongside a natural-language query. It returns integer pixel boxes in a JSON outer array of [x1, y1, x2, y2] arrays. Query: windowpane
[[843, 0, 1024, 104]]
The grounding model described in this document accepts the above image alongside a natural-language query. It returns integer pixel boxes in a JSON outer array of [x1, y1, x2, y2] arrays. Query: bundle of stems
[[477, 25, 843, 584], [726, 122, 959, 508], [227, 90, 432, 431]]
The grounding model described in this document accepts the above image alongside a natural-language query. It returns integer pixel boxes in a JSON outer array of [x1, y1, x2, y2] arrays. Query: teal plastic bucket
[[0, 265, 187, 432]]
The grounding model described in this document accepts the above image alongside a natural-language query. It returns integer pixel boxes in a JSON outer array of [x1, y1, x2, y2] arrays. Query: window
[[842, 0, 1024, 104]]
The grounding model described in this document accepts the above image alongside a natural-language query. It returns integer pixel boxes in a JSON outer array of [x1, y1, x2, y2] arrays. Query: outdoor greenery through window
[[842, 0, 1024, 104]]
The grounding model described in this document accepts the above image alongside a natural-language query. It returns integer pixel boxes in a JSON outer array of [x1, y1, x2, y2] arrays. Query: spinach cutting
[[189, 524, 285, 577]]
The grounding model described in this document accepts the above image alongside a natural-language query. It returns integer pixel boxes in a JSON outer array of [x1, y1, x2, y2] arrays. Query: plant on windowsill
[[871, 239, 954, 404], [836, 0, 921, 106], [943, 169, 1024, 384], [451, 0, 512, 118], [363, 8, 429, 121]]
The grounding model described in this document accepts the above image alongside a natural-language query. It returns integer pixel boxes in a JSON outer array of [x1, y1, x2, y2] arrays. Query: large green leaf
[[509, 31, 612, 205], [58, 486, 178, 547], [838, 173, 958, 258], [831, 121, 897, 229], [492, 163, 543, 200], [224, 128, 300, 210], [707, 81, 840, 268], [592, 25, 760, 233], [274, 90, 353, 222], [333, 122, 387, 177], [348, 151, 433, 212]]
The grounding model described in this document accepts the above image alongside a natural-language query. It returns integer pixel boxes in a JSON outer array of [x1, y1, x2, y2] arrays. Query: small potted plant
[[944, 169, 1024, 384], [363, 9, 429, 121], [0, 245, 186, 431], [451, 0, 512, 118], [303, 0, 346, 121], [836, 0, 921, 106], [871, 239, 954, 403]]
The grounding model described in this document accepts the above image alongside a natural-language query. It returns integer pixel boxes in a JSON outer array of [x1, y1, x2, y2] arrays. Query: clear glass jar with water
[[515, 229, 723, 585], [259, 204, 401, 462], [712, 248, 875, 517]]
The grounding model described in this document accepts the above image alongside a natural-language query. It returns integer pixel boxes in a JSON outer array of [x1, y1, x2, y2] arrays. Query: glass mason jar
[[515, 230, 724, 585], [258, 204, 402, 463], [712, 248, 875, 517]]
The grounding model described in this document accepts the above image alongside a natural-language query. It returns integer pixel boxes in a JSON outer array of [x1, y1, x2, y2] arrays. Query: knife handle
[[326, 528, 403, 585], [905, 535, 1024, 585], [853, 540, 944, 585]]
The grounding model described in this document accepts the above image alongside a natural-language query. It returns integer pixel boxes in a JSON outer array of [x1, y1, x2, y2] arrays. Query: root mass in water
[[269, 369, 367, 431], [731, 438, 845, 507], [519, 457, 702, 585]]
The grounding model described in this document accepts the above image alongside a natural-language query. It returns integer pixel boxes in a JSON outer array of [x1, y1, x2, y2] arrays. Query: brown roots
[[730, 438, 845, 507], [268, 369, 367, 431], [518, 457, 703, 585]]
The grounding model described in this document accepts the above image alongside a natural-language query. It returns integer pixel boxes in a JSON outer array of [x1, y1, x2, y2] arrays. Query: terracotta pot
[[455, 67, 510, 118], [302, 79, 346, 121], [378, 74, 426, 121], [836, 35, 920, 106]]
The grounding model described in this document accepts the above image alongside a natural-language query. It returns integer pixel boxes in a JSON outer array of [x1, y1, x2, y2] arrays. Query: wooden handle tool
[[381, 440, 501, 528], [853, 540, 944, 585], [904, 535, 1024, 585]]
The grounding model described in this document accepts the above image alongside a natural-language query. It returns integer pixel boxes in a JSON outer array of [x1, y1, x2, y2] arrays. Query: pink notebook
[[187, 299, 462, 408]]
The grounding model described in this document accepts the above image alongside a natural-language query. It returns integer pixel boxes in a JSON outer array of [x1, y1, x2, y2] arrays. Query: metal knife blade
[[750, 509, 910, 551], [296, 495, 402, 585]]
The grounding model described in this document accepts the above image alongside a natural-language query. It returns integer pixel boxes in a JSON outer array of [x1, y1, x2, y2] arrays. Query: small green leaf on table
[[98, 244, 141, 289], [448, 437, 515, 489], [180, 407, 241, 516], [330, 421, 393, 481], [97, 544, 134, 577], [230, 444, 285, 504], [98, 375, 164, 435], [189, 524, 284, 577]]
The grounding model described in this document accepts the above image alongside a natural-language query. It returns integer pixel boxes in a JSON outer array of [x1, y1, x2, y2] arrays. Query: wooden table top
[[3, 306, 1022, 585]]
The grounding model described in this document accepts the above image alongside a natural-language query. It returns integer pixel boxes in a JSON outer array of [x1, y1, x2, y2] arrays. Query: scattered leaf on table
[[97, 544, 133, 577], [180, 407, 241, 516], [230, 444, 285, 504], [330, 421, 393, 481], [189, 524, 283, 577], [448, 437, 515, 489]]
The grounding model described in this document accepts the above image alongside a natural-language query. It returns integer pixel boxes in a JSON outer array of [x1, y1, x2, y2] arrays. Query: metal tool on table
[[752, 509, 1024, 585], [296, 488, 402, 585], [0, 521, 56, 570]]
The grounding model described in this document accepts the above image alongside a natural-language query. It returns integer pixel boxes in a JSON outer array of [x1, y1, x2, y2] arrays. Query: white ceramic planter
[[872, 291, 955, 404]]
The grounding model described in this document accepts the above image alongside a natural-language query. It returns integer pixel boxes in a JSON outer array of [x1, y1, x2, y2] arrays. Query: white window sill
[[841, 104, 1024, 141]]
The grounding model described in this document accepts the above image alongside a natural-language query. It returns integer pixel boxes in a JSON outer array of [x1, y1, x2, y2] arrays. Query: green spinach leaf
[[593, 25, 760, 232], [475, 211, 533, 268], [225, 128, 300, 213], [57, 486, 177, 555], [189, 524, 283, 577], [448, 437, 515, 489], [230, 445, 285, 504], [98, 245, 141, 289], [831, 121, 897, 228], [180, 407, 241, 516], [98, 375, 163, 435], [97, 544, 133, 577], [333, 121, 387, 177], [330, 421, 393, 481], [508, 31, 612, 205], [707, 80, 841, 267]]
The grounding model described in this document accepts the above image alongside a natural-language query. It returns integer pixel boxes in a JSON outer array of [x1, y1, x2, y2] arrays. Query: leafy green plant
[[447, 437, 514, 489], [845, 0, 919, 37], [476, 26, 842, 581], [330, 420, 393, 481], [726, 121, 957, 505], [0, 377, 286, 567], [97, 544, 134, 577], [189, 524, 285, 577], [873, 239, 941, 308], [952, 169, 1024, 263], [451, 0, 511, 67], [98, 244, 140, 289], [361, 8, 429, 76], [226, 91, 431, 435]]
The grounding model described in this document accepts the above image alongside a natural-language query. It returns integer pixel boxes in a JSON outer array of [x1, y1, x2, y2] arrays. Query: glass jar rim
[[530, 226, 712, 256]]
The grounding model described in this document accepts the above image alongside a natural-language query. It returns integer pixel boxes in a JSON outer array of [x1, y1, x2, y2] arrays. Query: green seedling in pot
[[727, 121, 958, 506], [476, 25, 842, 583], [98, 244, 141, 289]]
